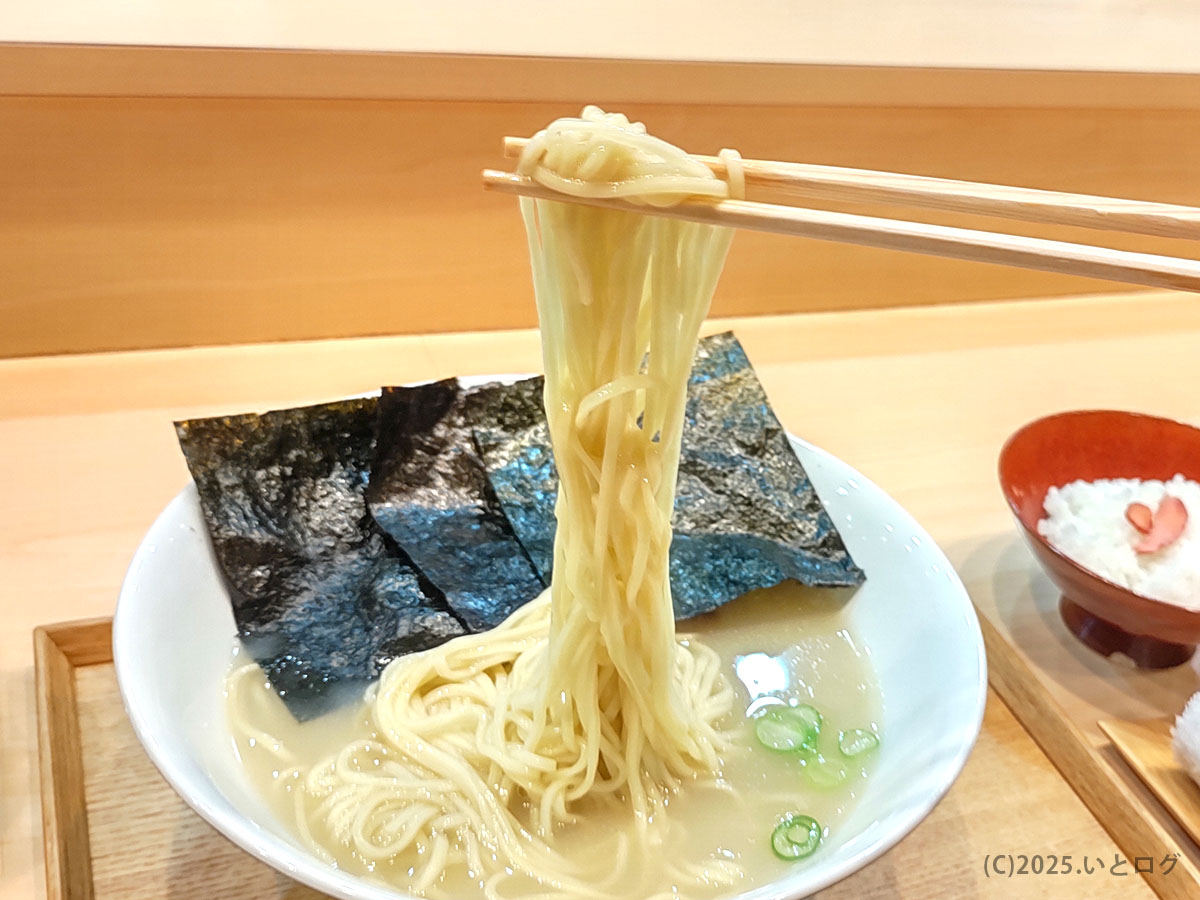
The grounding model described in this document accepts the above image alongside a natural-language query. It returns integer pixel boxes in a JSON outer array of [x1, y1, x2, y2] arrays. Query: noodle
[[229, 107, 744, 898]]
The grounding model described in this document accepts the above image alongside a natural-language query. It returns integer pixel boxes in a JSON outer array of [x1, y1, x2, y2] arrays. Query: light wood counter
[[5, 289, 1198, 897]]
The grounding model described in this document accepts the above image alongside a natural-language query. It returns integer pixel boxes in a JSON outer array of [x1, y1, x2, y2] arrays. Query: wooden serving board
[[1101, 718, 1200, 852], [978, 612, 1200, 899], [34, 619, 327, 900], [34, 615, 1164, 900]]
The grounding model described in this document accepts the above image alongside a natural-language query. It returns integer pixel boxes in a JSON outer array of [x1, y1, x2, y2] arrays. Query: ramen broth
[[228, 583, 881, 898]]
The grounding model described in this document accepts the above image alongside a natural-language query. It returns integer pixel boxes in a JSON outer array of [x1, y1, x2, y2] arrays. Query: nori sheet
[[468, 378, 557, 577], [366, 381, 546, 632], [176, 398, 465, 720], [179, 333, 863, 719], [472, 332, 865, 619]]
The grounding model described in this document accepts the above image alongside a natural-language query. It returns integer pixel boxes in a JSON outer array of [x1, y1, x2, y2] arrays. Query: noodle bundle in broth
[[228, 108, 878, 900]]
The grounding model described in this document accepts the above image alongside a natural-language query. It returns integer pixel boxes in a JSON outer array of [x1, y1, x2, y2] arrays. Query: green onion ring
[[838, 728, 880, 758], [771, 813, 822, 860]]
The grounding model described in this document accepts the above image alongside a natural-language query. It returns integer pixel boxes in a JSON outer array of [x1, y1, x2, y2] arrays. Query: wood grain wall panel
[[3, 97, 1199, 357], [6, 45, 1200, 109]]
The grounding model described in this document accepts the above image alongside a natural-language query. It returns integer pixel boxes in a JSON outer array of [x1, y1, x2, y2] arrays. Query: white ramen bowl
[[114, 412, 987, 900]]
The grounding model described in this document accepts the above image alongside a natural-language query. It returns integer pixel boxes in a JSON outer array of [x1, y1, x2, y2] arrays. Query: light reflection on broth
[[228, 582, 881, 898]]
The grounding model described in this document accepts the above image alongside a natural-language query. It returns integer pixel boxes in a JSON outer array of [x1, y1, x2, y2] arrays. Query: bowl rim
[[997, 407, 1200, 618], [114, 433, 988, 900]]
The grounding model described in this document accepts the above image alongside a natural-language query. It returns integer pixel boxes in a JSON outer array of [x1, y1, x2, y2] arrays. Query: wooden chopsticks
[[502, 137, 1200, 241], [484, 139, 1200, 294]]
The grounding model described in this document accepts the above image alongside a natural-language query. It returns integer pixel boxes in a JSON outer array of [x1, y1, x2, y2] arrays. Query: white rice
[[1037, 474, 1200, 609], [1173, 691, 1200, 786]]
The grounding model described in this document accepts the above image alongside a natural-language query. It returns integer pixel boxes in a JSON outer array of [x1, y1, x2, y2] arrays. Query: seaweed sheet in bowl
[[472, 332, 865, 617], [175, 399, 465, 719], [176, 333, 864, 719]]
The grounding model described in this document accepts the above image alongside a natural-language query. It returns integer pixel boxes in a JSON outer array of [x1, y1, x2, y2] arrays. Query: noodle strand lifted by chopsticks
[[229, 106, 743, 899]]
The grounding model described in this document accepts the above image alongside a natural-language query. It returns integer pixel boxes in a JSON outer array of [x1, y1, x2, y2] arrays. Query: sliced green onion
[[771, 814, 822, 860], [805, 754, 848, 788], [790, 704, 823, 737], [754, 708, 810, 752], [753, 705, 821, 753], [838, 728, 880, 758]]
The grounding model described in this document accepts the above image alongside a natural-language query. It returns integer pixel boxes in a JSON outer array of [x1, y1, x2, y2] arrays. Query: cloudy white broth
[[226, 583, 881, 899]]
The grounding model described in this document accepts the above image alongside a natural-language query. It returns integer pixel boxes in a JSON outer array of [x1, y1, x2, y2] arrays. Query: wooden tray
[[33, 619, 330, 900], [980, 613, 1200, 899], [33, 614, 1190, 900], [1101, 717, 1200, 852]]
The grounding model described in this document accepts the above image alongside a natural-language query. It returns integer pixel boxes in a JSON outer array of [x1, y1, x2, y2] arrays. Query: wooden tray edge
[[34, 617, 113, 900], [980, 611, 1200, 899], [34, 612, 1192, 899]]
